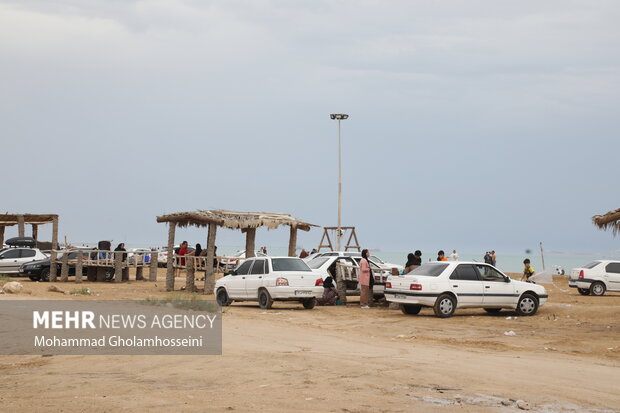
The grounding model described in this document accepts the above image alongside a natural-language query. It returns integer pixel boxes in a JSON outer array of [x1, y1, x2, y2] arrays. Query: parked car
[[214, 256, 323, 309], [0, 241, 48, 275], [128, 248, 152, 265], [306, 255, 390, 296], [568, 260, 620, 296], [309, 250, 403, 272], [385, 262, 548, 318], [19, 249, 114, 282], [220, 250, 268, 271]]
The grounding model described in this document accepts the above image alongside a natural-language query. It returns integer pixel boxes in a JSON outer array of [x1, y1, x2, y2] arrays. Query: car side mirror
[[231, 270, 238, 276], [504, 276, 511, 283]]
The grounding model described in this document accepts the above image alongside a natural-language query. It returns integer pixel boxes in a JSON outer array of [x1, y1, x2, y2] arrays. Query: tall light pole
[[330, 113, 349, 251]]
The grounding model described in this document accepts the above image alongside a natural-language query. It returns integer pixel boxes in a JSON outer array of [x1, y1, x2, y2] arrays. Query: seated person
[[316, 276, 338, 306]]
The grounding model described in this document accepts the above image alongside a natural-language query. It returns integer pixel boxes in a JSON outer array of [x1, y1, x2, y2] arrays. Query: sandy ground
[[0, 271, 619, 412]]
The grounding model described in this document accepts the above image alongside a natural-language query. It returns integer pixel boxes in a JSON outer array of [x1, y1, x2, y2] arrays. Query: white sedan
[[214, 257, 324, 309], [569, 260, 620, 296], [385, 262, 548, 318]]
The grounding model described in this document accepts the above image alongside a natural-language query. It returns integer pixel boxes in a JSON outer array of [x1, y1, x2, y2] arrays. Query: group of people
[[484, 250, 497, 266], [298, 248, 318, 259]]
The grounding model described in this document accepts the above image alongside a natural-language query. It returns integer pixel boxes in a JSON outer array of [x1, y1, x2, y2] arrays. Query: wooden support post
[[75, 254, 83, 283], [335, 262, 347, 305], [186, 257, 195, 293], [60, 252, 69, 282], [31, 224, 38, 242], [114, 251, 123, 283], [204, 224, 218, 294], [166, 222, 176, 291], [96, 267, 107, 282], [50, 217, 59, 281], [288, 226, 298, 257], [136, 266, 144, 281], [122, 267, 130, 281], [245, 228, 256, 258], [17, 214, 25, 237], [149, 252, 158, 281], [0, 226, 4, 246], [87, 266, 97, 282]]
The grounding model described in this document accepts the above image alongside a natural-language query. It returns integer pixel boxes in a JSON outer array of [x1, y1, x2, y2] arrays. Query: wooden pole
[[186, 256, 195, 293], [75, 254, 83, 283], [149, 251, 158, 281], [245, 228, 256, 258], [49, 217, 59, 282], [17, 215, 25, 237], [204, 223, 218, 294], [540, 241, 546, 271], [288, 226, 298, 257], [165, 222, 176, 291], [136, 266, 144, 281], [0, 226, 4, 246], [114, 251, 123, 283], [60, 252, 69, 282], [31, 224, 38, 242]]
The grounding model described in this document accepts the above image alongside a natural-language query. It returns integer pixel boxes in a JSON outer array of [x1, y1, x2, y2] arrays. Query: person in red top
[[178, 241, 189, 266]]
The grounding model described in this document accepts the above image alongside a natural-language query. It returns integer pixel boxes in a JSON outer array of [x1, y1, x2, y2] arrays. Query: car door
[[0, 248, 23, 273], [449, 264, 485, 306], [19, 249, 38, 267], [474, 264, 516, 306], [245, 259, 266, 299], [228, 260, 254, 299], [604, 263, 620, 291]]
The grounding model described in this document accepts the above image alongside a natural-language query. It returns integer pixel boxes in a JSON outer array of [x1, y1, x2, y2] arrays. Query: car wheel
[[29, 274, 42, 282], [40, 268, 50, 282], [400, 304, 422, 315], [577, 288, 590, 296], [258, 289, 273, 309], [484, 308, 502, 314], [433, 294, 456, 318], [516, 293, 539, 316], [590, 281, 606, 296], [301, 298, 316, 309], [216, 288, 232, 307]]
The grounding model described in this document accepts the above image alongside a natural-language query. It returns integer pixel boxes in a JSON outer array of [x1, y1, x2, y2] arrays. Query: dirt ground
[[1, 271, 619, 412]]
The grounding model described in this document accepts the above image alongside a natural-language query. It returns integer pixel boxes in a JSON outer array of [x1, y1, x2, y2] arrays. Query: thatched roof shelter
[[592, 208, 620, 236], [156, 210, 318, 293], [156, 209, 316, 231], [0, 213, 59, 246]]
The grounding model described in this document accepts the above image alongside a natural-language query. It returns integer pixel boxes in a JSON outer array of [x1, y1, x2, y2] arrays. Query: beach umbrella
[[592, 208, 620, 236]]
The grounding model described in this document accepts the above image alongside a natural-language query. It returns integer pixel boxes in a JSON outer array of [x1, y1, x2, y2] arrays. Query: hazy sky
[[1, 0, 619, 254]]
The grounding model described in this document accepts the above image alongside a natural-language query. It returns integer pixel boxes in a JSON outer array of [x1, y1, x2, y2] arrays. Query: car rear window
[[407, 263, 449, 277], [307, 257, 330, 269], [583, 261, 601, 269], [271, 258, 311, 272]]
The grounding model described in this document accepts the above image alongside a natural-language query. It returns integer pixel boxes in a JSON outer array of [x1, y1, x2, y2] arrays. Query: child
[[521, 259, 535, 282]]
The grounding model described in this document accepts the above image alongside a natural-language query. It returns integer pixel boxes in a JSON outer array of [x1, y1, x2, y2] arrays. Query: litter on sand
[[504, 331, 517, 336]]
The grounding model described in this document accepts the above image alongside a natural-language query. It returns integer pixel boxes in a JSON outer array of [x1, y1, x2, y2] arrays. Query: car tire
[[301, 298, 316, 309], [577, 288, 590, 296], [516, 293, 539, 316], [40, 268, 50, 282], [258, 289, 273, 309], [590, 281, 606, 296], [484, 308, 502, 314], [105, 268, 115, 281], [216, 288, 232, 307], [433, 294, 456, 318], [29, 274, 42, 282], [400, 304, 422, 315]]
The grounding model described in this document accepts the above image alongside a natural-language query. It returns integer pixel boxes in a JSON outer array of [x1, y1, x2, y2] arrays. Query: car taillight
[[315, 278, 323, 286], [579, 270, 584, 279], [410, 283, 422, 291], [276, 277, 289, 286], [386, 281, 392, 288]]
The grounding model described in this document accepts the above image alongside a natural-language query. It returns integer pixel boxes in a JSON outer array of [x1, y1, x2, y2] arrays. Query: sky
[[1, 0, 619, 255]]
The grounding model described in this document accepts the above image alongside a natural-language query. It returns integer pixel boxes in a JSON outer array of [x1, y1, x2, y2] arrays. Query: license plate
[[393, 294, 407, 299], [295, 290, 312, 296]]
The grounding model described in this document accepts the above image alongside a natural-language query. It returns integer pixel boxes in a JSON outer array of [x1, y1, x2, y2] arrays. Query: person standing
[[114, 243, 127, 262], [450, 249, 459, 261], [359, 249, 372, 309], [491, 250, 497, 266]]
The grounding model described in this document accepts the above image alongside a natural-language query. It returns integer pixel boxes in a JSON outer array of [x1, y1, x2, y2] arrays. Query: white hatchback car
[[0, 247, 49, 274], [385, 262, 548, 318], [214, 257, 324, 309], [568, 260, 620, 296]]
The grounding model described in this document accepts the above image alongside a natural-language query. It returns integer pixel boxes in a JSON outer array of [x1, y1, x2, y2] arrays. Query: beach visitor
[[193, 243, 202, 257], [178, 241, 189, 268], [413, 250, 422, 265], [299, 248, 309, 259], [359, 249, 372, 309], [316, 276, 339, 306], [437, 250, 447, 261], [521, 259, 535, 282], [404, 253, 416, 274], [114, 243, 127, 262], [450, 249, 459, 261], [484, 252, 492, 265], [491, 250, 497, 266]]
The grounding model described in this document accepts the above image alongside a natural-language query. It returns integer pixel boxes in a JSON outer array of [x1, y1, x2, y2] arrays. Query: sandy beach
[[0, 272, 618, 412]]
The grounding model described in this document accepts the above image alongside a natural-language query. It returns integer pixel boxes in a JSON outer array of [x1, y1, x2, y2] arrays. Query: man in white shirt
[[450, 250, 459, 261]]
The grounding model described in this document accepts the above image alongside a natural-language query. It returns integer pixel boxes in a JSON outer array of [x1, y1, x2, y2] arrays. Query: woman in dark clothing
[[114, 243, 127, 262], [194, 243, 203, 257], [316, 276, 339, 306]]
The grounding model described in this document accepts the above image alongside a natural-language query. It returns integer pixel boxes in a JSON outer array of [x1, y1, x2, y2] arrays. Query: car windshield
[[307, 257, 330, 269], [583, 261, 601, 269], [370, 255, 385, 264], [271, 258, 312, 272], [407, 263, 449, 277]]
